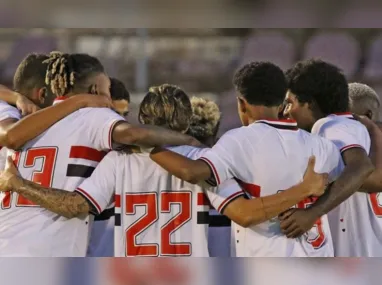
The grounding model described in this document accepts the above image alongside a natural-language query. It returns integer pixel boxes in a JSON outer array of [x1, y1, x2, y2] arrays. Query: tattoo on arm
[[16, 178, 92, 219]]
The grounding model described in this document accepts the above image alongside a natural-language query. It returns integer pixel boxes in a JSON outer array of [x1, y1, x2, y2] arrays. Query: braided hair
[[44, 51, 105, 97]]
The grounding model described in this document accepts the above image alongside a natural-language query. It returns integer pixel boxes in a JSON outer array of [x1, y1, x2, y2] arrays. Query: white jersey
[[0, 98, 124, 257], [86, 204, 114, 257], [77, 146, 244, 257], [312, 112, 378, 257], [0, 100, 21, 170], [199, 119, 343, 257]]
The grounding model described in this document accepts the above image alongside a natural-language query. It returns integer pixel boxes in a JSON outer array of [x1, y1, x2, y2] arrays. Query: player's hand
[[0, 156, 22, 192], [353, 113, 379, 133], [279, 208, 317, 238], [16, 94, 40, 116], [188, 136, 203, 147], [76, 94, 113, 109], [302, 156, 329, 197]]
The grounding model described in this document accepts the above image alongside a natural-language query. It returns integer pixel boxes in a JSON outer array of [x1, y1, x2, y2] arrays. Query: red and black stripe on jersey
[[66, 146, 107, 178]]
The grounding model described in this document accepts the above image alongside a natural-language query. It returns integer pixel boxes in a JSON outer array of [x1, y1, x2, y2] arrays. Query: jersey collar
[[330, 112, 354, 119], [255, 118, 298, 130], [53, 96, 68, 105]]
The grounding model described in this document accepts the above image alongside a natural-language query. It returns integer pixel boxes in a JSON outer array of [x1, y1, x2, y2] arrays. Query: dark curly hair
[[110, 77, 130, 102], [286, 59, 349, 115], [233, 61, 287, 107]]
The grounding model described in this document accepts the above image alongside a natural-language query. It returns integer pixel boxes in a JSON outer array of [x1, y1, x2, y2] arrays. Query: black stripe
[[197, 211, 209, 224], [94, 207, 114, 221], [67, 164, 95, 178], [115, 213, 121, 226], [209, 215, 231, 227], [258, 121, 298, 130], [74, 190, 99, 215]]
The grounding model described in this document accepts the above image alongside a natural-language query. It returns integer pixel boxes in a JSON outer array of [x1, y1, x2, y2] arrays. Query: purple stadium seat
[[3, 34, 58, 81], [364, 34, 382, 80], [218, 90, 242, 136], [239, 32, 296, 71], [303, 32, 361, 79]]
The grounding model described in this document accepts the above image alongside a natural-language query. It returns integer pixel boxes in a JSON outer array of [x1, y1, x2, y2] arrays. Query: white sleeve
[[199, 129, 243, 186], [312, 120, 367, 153], [205, 179, 245, 214], [313, 137, 344, 183], [75, 152, 117, 215], [85, 108, 125, 151], [0, 101, 20, 122]]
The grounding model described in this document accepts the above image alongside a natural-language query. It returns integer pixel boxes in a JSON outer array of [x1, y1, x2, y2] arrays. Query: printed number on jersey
[[125, 191, 192, 257], [297, 197, 325, 249], [370, 193, 382, 217], [1, 147, 58, 209]]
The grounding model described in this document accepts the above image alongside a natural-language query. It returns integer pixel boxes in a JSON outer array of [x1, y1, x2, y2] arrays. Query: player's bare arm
[[222, 157, 328, 227], [150, 147, 211, 184], [0, 85, 39, 115], [353, 114, 382, 193], [0, 94, 112, 150], [280, 148, 374, 238], [112, 123, 201, 149], [0, 157, 92, 219]]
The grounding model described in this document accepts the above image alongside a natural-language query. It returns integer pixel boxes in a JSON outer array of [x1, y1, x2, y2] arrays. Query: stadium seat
[[3, 34, 58, 81], [239, 32, 296, 71], [218, 90, 242, 136], [302, 32, 361, 79], [363, 34, 382, 81]]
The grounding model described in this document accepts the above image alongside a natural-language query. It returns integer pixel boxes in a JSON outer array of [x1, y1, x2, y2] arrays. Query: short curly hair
[[188, 96, 221, 142], [13, 53, 49, 96], [286, 59, 349, 115], [233, 61, 287, 107]]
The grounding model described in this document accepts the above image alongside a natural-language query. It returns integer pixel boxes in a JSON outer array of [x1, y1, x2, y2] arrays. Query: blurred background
[[1, 28, 382, 135]]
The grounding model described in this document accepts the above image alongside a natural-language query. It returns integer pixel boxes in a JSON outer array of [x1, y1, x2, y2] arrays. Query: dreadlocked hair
[[188, 97, 221, 142], [44, 51, 104, 97], [138, 84, 192, 133]]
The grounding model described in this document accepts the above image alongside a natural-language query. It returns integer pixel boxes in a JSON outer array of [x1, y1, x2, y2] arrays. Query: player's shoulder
[[0, 100, 20, 121], [312, 114, 366, 134]]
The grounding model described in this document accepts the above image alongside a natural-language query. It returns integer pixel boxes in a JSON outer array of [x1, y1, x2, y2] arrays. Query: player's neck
[[248, 106, 279, 124]]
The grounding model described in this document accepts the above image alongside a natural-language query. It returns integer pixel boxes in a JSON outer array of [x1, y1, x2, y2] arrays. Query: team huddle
[[0, 51, 381, 257]]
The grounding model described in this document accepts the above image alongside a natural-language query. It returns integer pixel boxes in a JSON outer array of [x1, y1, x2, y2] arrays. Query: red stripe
[[236, 180, 261, 197], [200, 157, 221, 185], [217, 191, 244, 213], [69, 146, 106, 162], [340, 144, 363, 153], [108, 120, 119, 149], [76, 187, 101, 214], [260, 118, 296, 123], [333, 112, 352, 116], [115, 194, 121, 208], [197, 193, 211, 206]]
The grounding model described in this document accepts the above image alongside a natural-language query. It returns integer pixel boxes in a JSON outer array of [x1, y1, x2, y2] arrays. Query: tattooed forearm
[[14, 177, 91, 219]]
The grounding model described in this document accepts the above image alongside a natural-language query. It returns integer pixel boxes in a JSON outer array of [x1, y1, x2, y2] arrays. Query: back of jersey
[[0, 102, 123, 257], [200, 119, 342, 257], [114, 147, 212, 257], [312, 113, 381, 257]]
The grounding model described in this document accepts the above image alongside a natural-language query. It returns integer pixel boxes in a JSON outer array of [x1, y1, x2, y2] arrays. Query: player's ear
[[237, 96, 246, 113], [365, 110, 373, 120], [89, 84, 98, 95], [37, 87, 47, 104]]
